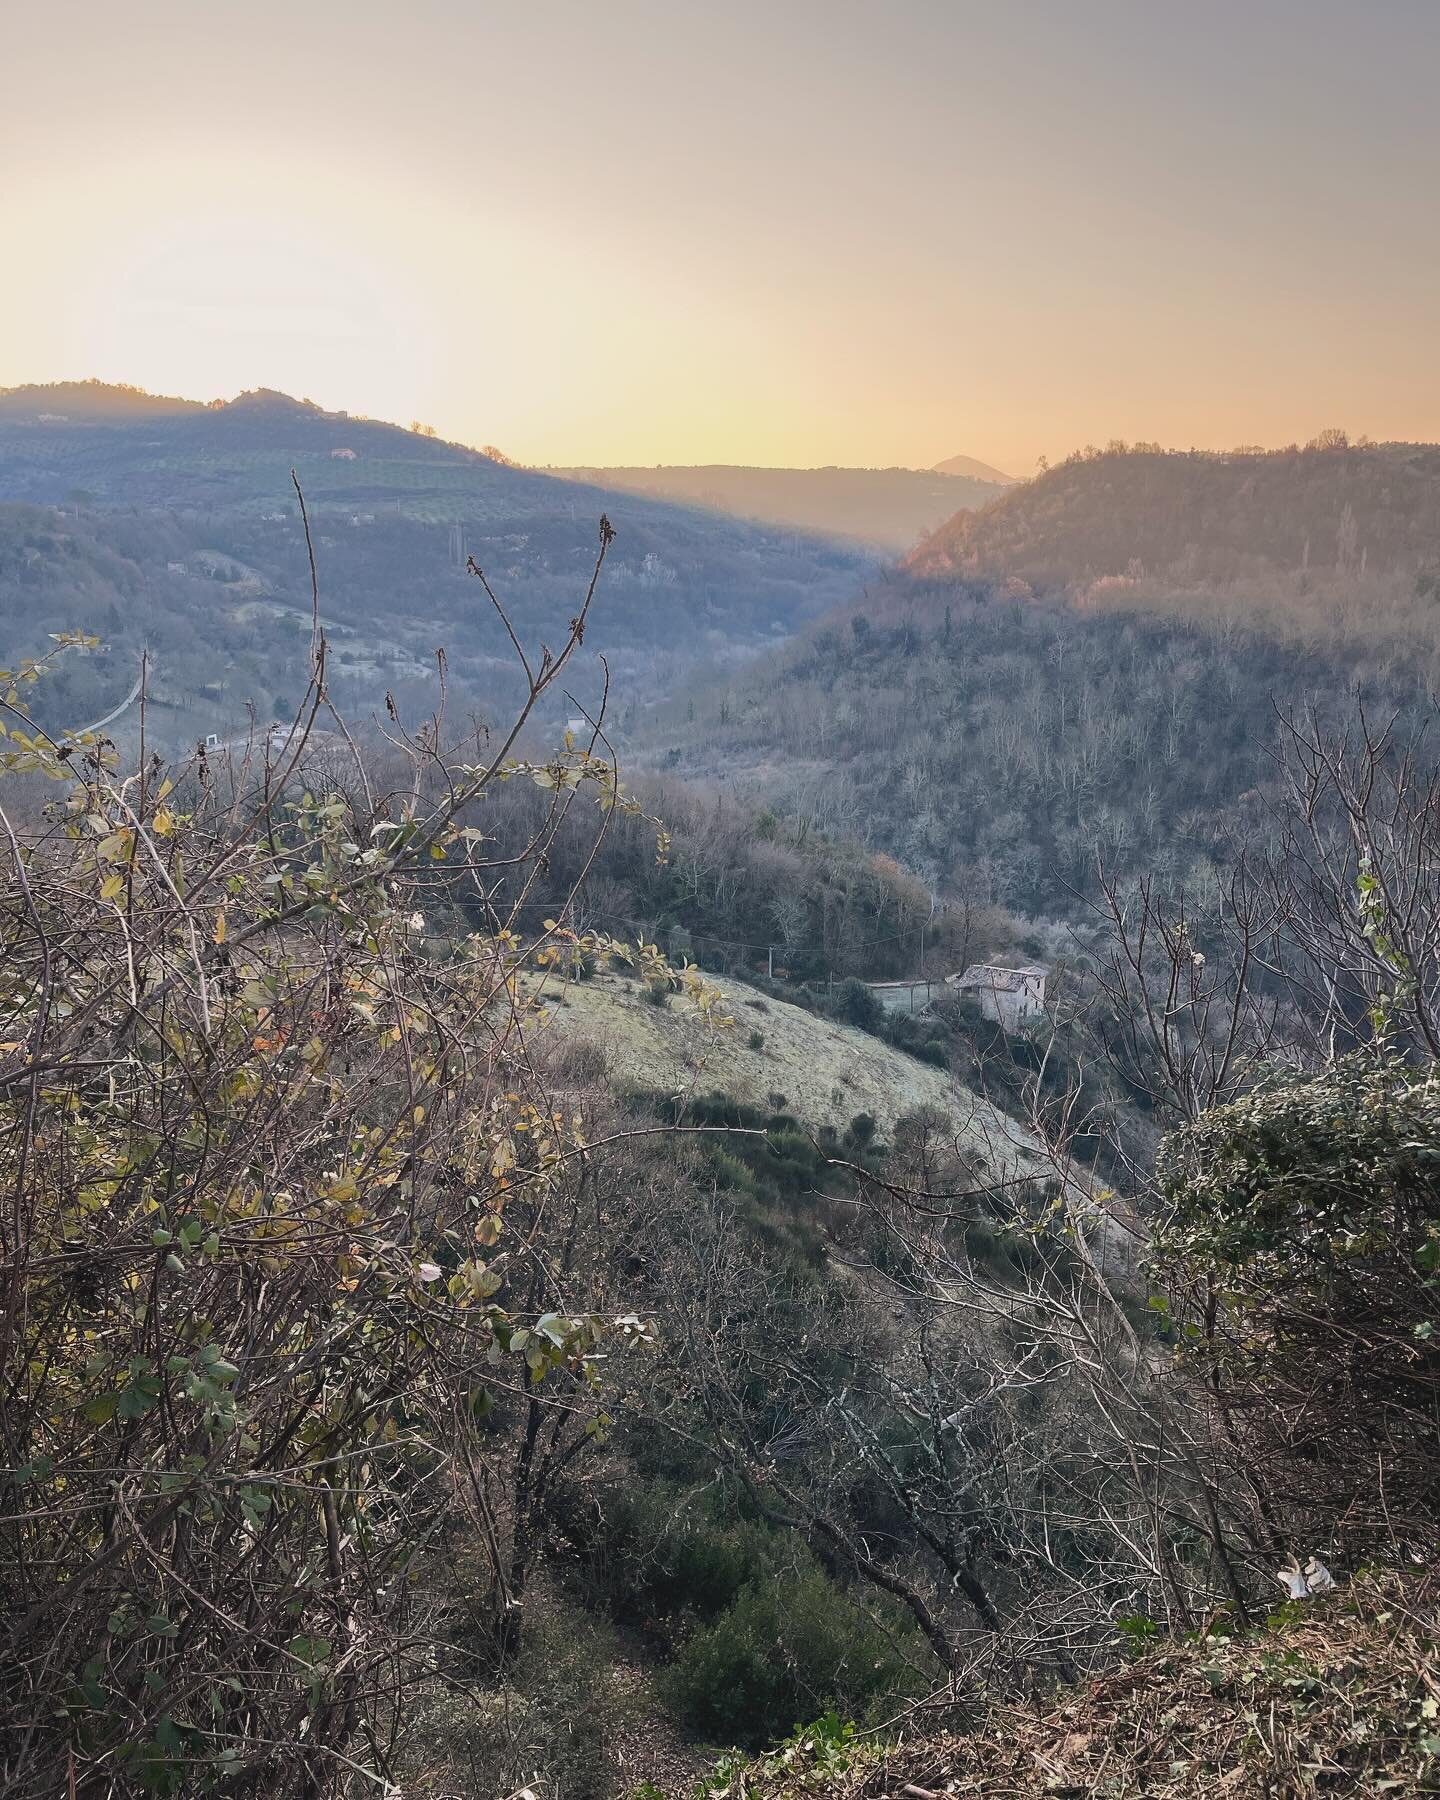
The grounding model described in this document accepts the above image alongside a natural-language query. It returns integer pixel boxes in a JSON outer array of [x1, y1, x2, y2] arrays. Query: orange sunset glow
[[5, 0, 1440, 471]]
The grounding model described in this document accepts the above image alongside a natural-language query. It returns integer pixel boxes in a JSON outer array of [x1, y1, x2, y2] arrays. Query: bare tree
[[0, 514, 694, 1797]]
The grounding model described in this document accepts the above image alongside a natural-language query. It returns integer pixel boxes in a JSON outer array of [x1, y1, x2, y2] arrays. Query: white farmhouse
[[948, 963, 1048, 1030]]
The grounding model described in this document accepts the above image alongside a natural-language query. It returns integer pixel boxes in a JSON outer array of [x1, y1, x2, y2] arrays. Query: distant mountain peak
[[932, 452, 1017, 484]]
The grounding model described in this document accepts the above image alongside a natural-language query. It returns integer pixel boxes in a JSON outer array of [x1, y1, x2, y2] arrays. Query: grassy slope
[[532, 966, 1047, 1180]]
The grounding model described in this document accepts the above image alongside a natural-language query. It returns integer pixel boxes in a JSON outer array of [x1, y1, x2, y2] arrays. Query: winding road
[[66, 656, 149, 740]]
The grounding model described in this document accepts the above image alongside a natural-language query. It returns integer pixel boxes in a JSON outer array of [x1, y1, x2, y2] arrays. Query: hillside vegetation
[[0, 384, 873, 734], [2, 513, 1439, 1799], [642, 437, 1440, 916], [451, 766, 1017, 982], [532, 964, 1046, 1175], [909, 435, 1440, 588], [646, 589, 1433, 916], [722, 1569, 1440, 1798], [0, 378, 206, 420]]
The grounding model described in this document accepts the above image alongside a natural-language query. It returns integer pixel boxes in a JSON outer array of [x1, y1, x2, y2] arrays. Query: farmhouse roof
[[949, 962, 1048, 992]]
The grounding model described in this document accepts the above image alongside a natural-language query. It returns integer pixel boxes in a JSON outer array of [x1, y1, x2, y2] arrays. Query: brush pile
[[727, 1569, 1439, 1799]]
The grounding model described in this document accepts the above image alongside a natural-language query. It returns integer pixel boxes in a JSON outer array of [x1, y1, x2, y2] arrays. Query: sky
[[3, 0, 1439, 472]]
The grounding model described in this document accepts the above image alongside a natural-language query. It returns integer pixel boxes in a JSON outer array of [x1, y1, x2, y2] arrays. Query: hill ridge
[[906, 438, 1440, 585]]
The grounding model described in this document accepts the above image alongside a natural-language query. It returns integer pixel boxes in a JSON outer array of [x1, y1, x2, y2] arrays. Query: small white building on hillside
[[948, 963, 1048, 1031]]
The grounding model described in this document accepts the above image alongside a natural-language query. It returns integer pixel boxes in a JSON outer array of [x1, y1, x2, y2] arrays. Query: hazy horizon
[[0, 375, 1023, 475], [12, 373, 1420, 477], [5, 1, 1440, 470]]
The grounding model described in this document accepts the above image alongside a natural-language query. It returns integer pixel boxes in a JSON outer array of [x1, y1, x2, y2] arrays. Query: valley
[[1, 392, 1437, 1800], [9, 10, 1440, 1792], [538, 459, 1011, 551], [0, 385, 879, 745], [639, 438, 1440, 921]]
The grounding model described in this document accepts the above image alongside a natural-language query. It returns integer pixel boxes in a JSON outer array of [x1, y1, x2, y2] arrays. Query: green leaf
[[117, 1381, 159, 1421]]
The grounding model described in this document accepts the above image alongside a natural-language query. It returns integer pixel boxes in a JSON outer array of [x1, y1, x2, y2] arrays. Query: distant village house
[[948, 963, 1048, 1030]]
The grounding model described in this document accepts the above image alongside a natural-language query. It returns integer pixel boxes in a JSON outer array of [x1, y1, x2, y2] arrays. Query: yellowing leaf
[[99, 873, 125, 901], [213, 910, 226, 945], [152, 807, 175, 837]]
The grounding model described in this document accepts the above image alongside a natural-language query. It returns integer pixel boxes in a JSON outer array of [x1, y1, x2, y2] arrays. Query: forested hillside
[[1, 507, 1437, 1799], [909, 434, 1440, 587], [645, 587, 1433, 917], [12, 1, 1440, 1791], [0, 384, 873, 737], [640, 437, 1440, 920]]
